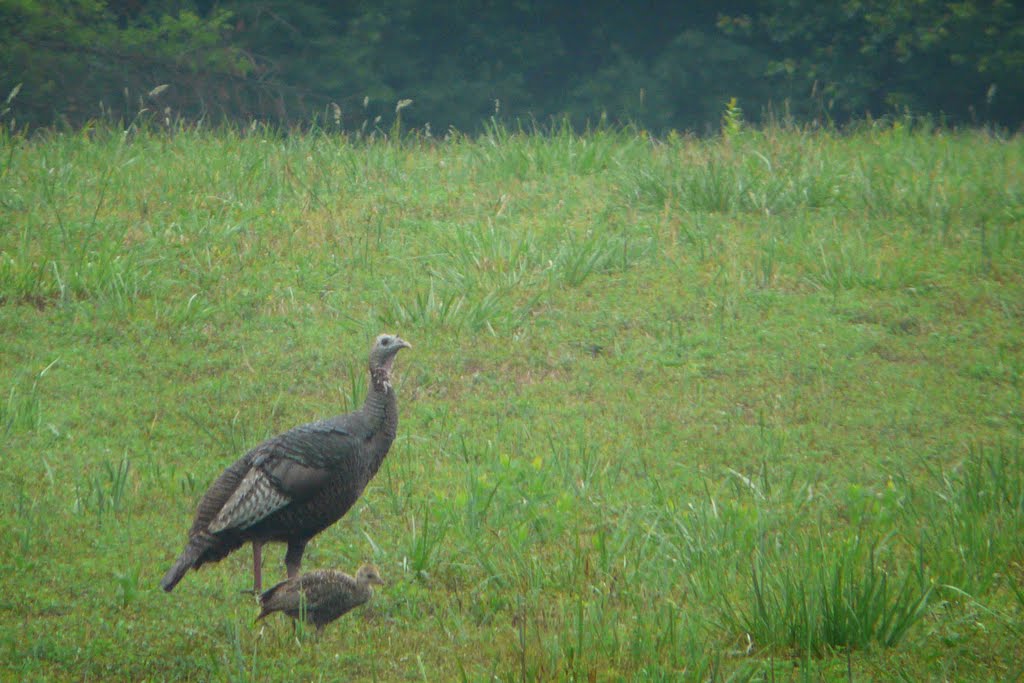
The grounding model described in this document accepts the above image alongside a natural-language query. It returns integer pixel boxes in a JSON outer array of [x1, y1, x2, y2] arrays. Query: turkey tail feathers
[[160, 543, 202, 592]]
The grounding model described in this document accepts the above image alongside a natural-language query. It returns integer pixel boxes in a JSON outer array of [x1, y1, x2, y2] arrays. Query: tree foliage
[[0, 0, 248, 125], [721, 0, 1024, 126], [1, 0, 1021, 130]]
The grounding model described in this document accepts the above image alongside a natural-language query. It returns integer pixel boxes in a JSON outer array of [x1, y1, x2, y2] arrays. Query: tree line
[[2, 0, 1021, 132]]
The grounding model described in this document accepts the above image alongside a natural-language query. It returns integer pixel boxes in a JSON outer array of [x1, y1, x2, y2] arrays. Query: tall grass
[[723, 534, 933, 655], [0, 118, 1021, 680], [915, 441, 1024, 601]]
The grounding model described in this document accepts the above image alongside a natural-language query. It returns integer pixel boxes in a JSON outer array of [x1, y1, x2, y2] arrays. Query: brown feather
[[256, 564, 384, 630]]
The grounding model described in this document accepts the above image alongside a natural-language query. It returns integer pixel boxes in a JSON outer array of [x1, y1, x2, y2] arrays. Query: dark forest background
[[2, 0, 1022, 132]]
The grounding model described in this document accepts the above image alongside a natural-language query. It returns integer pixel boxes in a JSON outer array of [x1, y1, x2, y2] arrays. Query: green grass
[[1, 119, 1022, 681]]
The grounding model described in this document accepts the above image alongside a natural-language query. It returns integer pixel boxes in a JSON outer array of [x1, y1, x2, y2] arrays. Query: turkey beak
[[396, 337, 411, 351]]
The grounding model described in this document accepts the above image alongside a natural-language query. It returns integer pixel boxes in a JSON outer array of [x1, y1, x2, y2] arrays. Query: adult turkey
[[160, 334, 411, 593], [256, 563, 385, 631]]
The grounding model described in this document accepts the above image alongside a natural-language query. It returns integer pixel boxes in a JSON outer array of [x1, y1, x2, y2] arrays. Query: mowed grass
[[0, 119, 1022, 681]]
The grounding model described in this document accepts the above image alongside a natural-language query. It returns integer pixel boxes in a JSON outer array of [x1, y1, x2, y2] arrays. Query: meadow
[[0, 116, 1022, 681]]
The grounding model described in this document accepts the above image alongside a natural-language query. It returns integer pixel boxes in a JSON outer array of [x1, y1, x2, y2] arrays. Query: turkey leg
[[252, 541, 263, 594], [285, 538, 308, 579]]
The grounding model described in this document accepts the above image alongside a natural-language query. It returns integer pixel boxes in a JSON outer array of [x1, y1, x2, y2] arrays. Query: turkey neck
[[363, 365, 399, 472], [353, 581, 373, 602]]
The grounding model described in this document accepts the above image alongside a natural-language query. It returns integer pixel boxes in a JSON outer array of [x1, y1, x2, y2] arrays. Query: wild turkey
[[256, 563, 385, 630], [160, 334, 411, 593]]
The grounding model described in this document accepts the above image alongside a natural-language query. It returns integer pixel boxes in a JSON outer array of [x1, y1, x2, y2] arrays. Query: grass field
[[1, 117, 1022, 681]]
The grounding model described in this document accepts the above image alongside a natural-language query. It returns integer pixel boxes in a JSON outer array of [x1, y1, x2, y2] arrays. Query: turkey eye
[[381, 338, 391, 346]]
